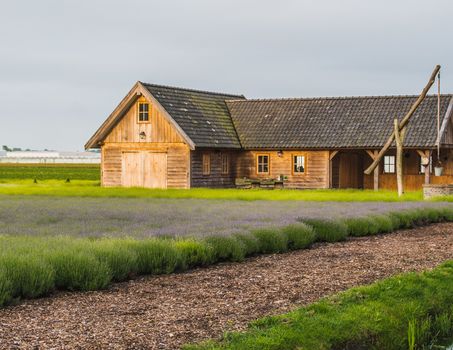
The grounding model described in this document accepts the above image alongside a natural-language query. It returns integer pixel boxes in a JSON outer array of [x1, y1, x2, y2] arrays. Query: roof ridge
[[226, 93, 453, 103], [140, 81, 245, 98]]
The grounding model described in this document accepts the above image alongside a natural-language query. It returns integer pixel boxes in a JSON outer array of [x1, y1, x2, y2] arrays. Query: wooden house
[[86, 82, 453, 191]]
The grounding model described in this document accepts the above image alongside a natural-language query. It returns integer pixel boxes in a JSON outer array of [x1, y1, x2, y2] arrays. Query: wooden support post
[[416, 150, 432, 185], [425, 157, 431, 184], [329, 151, 339, 188], [365, 150, 380, 191], [373, 155, 379, 192], [394, 119, 403, 196], [364, 65, 441, 175]]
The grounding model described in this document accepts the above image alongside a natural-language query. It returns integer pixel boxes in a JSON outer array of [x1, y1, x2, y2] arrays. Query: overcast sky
[[0, 0, 452, 151]]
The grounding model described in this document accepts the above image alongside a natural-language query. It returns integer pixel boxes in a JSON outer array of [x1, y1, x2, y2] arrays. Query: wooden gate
[[122, 151, 167, 188]]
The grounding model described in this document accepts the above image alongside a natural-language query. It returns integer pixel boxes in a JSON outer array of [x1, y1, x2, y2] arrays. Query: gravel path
[[1, 223, 453, 349]]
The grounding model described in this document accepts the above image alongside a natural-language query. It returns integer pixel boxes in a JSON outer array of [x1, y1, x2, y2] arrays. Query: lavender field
[[0, 195, 449, 238]]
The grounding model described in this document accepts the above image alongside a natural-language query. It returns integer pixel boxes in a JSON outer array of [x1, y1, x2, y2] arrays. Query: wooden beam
[[365, 150, 376, 160], [416, 149, 432, 184], [416, 149, 429, 159], [365, 150, 379, 191], [394, 119, 404, 197], [328, 151, 338, 188], [364, 65, 441, 175], [329, 150, 339, 161]]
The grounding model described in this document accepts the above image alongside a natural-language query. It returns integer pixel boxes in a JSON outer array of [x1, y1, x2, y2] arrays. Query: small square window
[[384, 155, 395, 173], [293, 155, 305, 174], [138, 102, 150, 122], [257, 154, 269, 174]]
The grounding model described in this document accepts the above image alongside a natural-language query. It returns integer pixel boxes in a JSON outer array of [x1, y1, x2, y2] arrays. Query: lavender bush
[[0, 196, 449, 238]]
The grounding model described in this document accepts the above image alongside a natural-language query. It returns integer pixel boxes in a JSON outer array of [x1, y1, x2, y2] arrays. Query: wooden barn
[[85, 82, 453, 191]]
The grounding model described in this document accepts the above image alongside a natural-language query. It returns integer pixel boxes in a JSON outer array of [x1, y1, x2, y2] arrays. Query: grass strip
[[0, 207, 452, 308], [0, 181, 439, 201], [184, 260, 453, 350], [0, 164, 100, 181]]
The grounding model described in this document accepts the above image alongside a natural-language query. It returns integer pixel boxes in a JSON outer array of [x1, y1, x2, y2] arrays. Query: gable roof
[[142, 83, 245, 148], [226, 95, 453, 149], [86, 81, 453, 151]]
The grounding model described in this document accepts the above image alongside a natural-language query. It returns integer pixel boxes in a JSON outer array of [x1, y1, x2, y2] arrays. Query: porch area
[[328, 149, 453, 191]]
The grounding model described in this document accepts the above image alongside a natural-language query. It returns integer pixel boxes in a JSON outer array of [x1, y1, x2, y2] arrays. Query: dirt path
[[1, 223, 453, 350]]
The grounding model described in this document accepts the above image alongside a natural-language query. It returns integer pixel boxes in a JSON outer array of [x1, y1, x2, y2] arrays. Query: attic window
[[138, 102, 150, 122]]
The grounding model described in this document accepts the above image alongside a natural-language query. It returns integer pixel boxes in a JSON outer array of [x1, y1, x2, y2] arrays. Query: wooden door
[[339, 153, 361, 189], [122, 152, 143, 187], [122, 151, 167, 188], [143, 152, 167, 188]]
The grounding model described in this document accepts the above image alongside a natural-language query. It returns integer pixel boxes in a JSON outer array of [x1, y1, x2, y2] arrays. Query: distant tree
[[12, 147, 22, 151], [2, 145, 11, 152]]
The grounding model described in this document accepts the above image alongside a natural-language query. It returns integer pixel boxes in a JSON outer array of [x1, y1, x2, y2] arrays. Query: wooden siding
[[101, 95, 190, 189], [235, 150, 330, 189], [443, 115, 453, 145], [102, 143, 190, 188], [362, 149, 453, 191], [105, 96, 184, 144], [191, 150, 238, 188]]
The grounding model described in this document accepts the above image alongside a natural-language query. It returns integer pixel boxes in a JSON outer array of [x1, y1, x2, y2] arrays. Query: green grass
[[0, 164, 100, 181], [0, 180, 435, 201], [281, 223, 316, 250], [184, 261, 453, 350], [301, 218, 349, 242], [0, 207, 452, 308]]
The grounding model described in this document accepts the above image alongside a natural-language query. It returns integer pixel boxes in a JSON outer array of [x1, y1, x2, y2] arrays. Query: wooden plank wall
[[102, 143, 189, 188], [101, 96, 190, 188], [363, 149, 453, 191], [105, 97, 184, 144], [235, 150, 330, 189], [190, 150, 238, 188]]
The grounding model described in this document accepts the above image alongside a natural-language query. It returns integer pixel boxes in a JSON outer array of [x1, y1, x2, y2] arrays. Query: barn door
[[143, 152, 167, 189], [122, 151, 167, 188], [122, 152, 143, 187]]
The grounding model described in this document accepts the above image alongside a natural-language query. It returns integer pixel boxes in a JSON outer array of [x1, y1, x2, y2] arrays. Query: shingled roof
[[143, 83, 244, 148], [226, 95, 453, 149]]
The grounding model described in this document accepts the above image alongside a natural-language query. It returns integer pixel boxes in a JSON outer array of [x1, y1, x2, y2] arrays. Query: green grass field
[[185, 260, 453, 350], [0, 181, 431, 201], [0, 163, 452, 201], [0, 163, 100, 181]]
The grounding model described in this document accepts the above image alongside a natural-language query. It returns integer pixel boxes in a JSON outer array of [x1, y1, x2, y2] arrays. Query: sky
[[0, 0, 452, 151]]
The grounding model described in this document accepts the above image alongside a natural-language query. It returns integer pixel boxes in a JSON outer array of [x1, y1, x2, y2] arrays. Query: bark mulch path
[[1, 223, 453, 350]]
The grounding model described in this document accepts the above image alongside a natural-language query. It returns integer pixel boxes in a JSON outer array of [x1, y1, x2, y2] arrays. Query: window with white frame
[[383, 155, 395, 173], [293, 155, 305, 174]]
